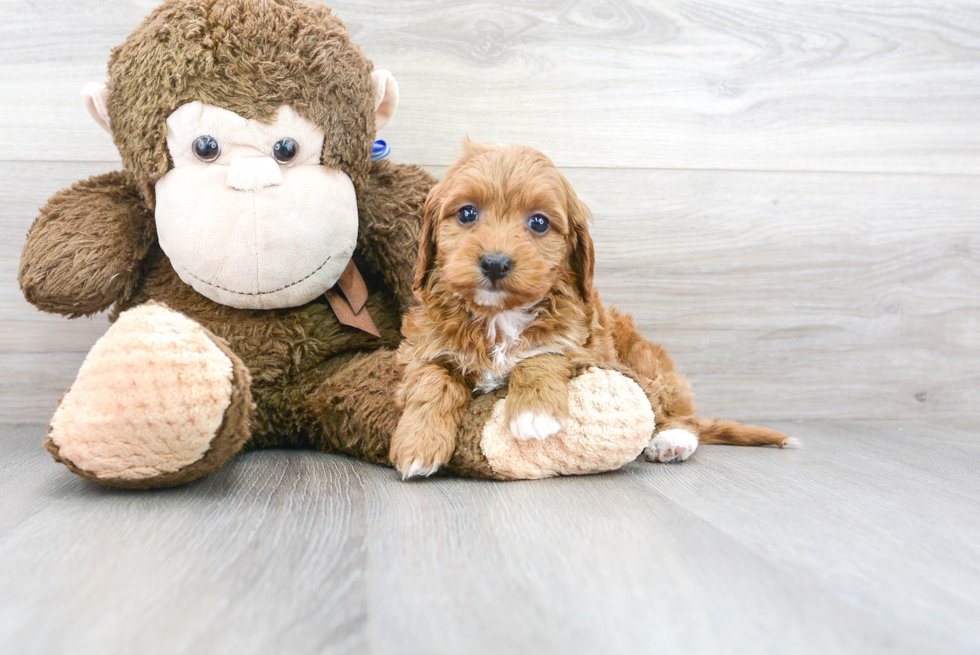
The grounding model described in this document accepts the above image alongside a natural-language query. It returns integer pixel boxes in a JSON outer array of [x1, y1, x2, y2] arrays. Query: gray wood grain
[[2, 1, 980, 173], [0, 424, 370, 655], [2, 421, 977, 654], [630, 420, 980, 655], [4, 162, 978, 422], [572, 167, 980, 420]]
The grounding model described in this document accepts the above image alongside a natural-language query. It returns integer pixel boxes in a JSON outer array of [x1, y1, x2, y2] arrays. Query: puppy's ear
[[414, 182, 443, 293], [456, 137, 500, 167], [564, 178, 595, 302]]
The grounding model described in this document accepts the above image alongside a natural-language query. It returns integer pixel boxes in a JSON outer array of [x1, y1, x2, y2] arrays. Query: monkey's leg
[[297, 353, 654, 480], [44, 302, 252, 489]]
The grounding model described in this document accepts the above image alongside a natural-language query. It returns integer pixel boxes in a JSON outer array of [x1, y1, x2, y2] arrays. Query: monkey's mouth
[[176, 255, 333, 298]]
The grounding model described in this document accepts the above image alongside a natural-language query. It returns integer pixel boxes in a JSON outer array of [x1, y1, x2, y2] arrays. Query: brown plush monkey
[[18, 0, 656, 488]]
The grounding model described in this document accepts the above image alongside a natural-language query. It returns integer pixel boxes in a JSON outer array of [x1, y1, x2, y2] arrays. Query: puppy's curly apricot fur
[[390, 140, 791, 478]]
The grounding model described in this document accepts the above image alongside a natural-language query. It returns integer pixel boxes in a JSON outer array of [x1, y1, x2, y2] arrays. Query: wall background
[[1, 0, 978, 423]]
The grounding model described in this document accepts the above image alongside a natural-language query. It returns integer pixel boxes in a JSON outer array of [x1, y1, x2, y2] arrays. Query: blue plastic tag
[[371, 140, 391, 160]]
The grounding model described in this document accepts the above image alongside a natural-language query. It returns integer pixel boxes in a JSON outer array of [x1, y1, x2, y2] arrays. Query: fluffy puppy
[[390, 140, 791, 478]]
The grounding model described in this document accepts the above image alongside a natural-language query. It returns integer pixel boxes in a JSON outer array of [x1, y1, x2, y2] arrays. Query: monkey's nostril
[[479, 253, 513, 282]]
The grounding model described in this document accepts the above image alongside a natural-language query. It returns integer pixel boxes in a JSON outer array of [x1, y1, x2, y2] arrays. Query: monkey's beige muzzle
[[155, 161, 359, 311], [154, 101, 361, 310]]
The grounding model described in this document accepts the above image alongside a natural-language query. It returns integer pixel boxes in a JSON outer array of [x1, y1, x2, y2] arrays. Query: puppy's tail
[[695, 418, 798, 448]]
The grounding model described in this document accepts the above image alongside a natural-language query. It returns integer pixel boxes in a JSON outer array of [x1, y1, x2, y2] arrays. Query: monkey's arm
[[356, 160, 436, 312], [19, 171, 156, 318]]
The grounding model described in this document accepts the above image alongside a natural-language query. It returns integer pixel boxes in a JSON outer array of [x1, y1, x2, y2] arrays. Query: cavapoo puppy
[[390, 140, 791, 478]]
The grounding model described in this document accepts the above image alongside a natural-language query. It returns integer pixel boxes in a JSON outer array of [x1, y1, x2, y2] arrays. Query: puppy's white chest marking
[[473, 306, 544, 393], [487, 306, 538, 343]]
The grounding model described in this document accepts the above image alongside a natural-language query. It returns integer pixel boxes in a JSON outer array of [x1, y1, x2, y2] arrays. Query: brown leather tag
[[325, 261, 380, 337], [335, 259, 369, 314]]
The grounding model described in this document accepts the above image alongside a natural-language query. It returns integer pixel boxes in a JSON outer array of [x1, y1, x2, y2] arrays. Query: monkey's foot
[[45, 302, 252, 488], [477, 366, 655, 479]]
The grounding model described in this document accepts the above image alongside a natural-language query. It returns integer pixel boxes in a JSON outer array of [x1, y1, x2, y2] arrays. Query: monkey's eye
[[273, 138, 298, 163], [457, 205, 479, 225], [528, 214, 550, 234], [192, 135, 220, 162]]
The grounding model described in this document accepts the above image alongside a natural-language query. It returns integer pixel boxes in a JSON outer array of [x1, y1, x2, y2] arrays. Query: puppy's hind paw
[[509, 412, 565, 441], [644, 429, 698, 463]]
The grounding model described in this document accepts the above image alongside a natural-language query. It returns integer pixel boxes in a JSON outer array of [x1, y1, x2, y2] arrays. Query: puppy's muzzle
[[479, 253, 512, 283]]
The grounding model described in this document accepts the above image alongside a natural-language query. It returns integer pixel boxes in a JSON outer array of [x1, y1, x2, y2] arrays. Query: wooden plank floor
[[1, 420, 977, 655]]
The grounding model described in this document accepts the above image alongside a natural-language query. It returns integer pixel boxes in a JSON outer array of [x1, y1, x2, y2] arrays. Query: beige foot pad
[[479, 367, 655, 480], [47, 303, 250, 487]]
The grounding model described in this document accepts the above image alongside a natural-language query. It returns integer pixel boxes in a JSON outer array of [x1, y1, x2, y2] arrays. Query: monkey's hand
[[19, 171, 156, 318], [506, 354, 572, 441]]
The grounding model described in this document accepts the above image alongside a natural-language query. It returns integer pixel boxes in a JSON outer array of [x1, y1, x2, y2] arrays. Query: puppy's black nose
[[479, 253, 512, 282]]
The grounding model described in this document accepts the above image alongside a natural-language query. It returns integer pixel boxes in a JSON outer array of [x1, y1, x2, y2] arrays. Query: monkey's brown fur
[[17, 0, 484, 487]]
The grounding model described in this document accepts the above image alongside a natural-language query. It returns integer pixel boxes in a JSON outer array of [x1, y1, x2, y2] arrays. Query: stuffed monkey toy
[[18, 0, 657, 488]]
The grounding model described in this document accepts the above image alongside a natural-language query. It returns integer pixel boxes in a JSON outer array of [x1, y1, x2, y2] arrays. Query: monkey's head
[[82, 0, 399, 309]]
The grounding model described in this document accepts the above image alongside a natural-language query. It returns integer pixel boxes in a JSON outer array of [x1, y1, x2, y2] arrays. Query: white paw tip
[[403, 459, 441, 480], [644, 428, 699, 463], [509, 412, 565, 441], [782, 436, 802, 449]]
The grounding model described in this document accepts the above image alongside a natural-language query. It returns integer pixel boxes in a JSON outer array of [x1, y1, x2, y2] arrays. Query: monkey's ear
[[371, 69, 399, 131], [81, 82, 112, 135]]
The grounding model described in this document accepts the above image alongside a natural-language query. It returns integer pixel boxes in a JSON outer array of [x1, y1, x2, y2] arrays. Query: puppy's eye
[[193, 135, 220, 162], [273, 138, 298, 163], [457, 205, 479, 225], [528, 214, 550, 234]]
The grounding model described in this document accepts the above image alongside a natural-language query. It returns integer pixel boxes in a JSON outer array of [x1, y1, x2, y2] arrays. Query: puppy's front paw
[[402, 457, 443, 479], [644, 429, 698, 463], [509, 411, 566, 441], [391, 438, 453, 480], [388, 425, 453, 480]]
